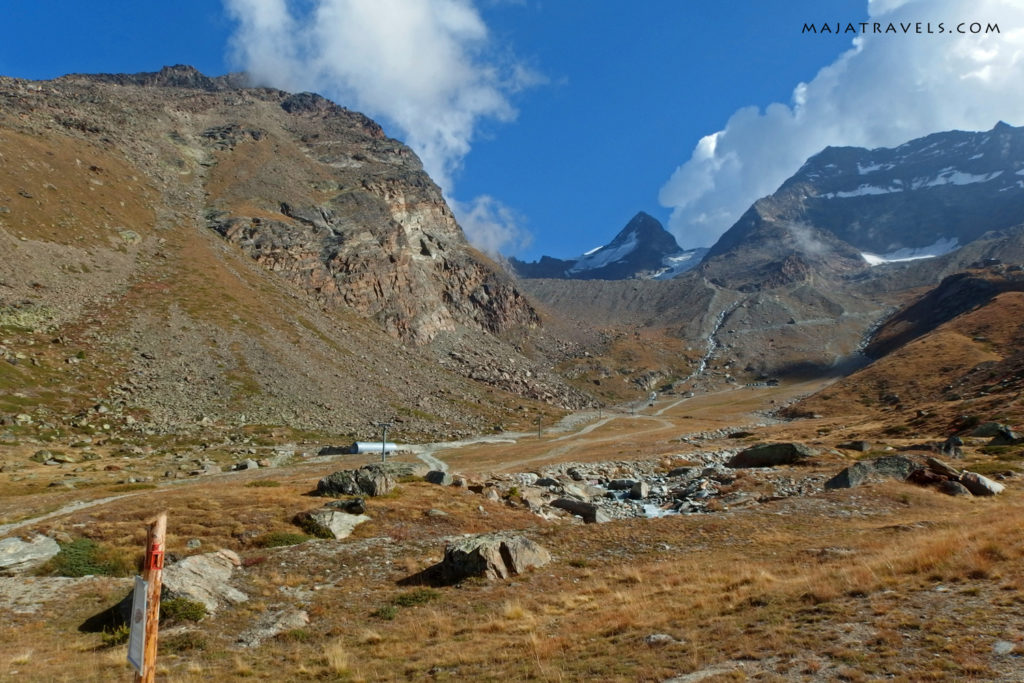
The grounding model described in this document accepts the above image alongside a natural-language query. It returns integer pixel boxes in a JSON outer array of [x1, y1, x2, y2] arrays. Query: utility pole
[[534, 415, 542, 439], [376, 421, 392, 463]]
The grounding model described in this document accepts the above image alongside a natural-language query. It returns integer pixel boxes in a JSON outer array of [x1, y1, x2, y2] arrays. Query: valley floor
[[2, 379, 1023, 681]]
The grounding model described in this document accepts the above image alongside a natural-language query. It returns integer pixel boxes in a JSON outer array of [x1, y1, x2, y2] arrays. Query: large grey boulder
[[295, 508, 370, 540], [728, 443, 816, 468], [0, 534, 60, 575], [941, 436, 964, 459], [162, 549, 247, 613], [425, 470, 453, 486], [629, 481, 651, 500], [989, 426, 1023, 446], [960, 472, 1005, 496], [971, 422, 1008, 438], [442, 532, 551, 581], [825, 455, 919, 490], [317, 465, 395, 497], [939, 480, 972, 496], [551, 498, 610, 523]]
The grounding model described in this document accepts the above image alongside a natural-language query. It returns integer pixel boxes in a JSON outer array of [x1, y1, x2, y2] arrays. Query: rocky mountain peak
[[509, 211, 706, 281]]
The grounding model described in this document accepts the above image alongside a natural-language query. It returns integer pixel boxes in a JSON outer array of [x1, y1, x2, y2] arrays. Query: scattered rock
[[550, 498, 609, 524], [825, 455, 918, 490], [325, 497, 366, 515], [294, 508, 371, 540], [0, 534, 60, 575], [237, 609, 309, 647], [442, 532, 551, 581], [629, 481, 650, 500], [959, 472, 1005, 496], [923, 457, 959, 479], [940, 435, 964, 459], [317, 465, 395, 497], [938, 480, 972, 496], [971, 422, 1008, 438], [161, 549, 247, 613], [425, 470, 453, 486], [988, 426, 1023, 446], [644, 633, 681, 647], [29, 449, 53, 463], [837, 440, 871, 452], [728, 443, 816, 468]]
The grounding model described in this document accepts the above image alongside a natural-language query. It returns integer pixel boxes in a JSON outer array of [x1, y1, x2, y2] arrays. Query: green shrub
[[161, 598, 207, 623], [100, 624, 130, 648], [160, 631, 207, 653], [253, 531, 313, 548], [391, 588, 440, 607], [371, 605, 398, 621], [44, 538, 136, 577]]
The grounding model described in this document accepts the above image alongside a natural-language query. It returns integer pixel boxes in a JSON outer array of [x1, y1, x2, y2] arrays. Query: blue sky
[[3, 1, 1022, 260]]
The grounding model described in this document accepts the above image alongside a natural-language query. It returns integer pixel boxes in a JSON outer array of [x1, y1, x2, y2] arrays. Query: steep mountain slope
[[509, 212, 706, 280], [794, 266, 1024, 437], [0, 66, 589, 439]]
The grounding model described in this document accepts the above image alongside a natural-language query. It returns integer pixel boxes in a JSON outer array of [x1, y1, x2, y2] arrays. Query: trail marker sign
[[127, 576, 148, 674]]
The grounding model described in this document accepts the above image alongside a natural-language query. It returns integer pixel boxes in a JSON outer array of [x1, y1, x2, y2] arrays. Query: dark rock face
[[727, 443, 816, 468]]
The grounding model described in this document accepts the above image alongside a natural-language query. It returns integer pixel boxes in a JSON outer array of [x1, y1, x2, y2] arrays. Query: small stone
[[993, 641, 1015, 655], [644, 633, 679, 647]]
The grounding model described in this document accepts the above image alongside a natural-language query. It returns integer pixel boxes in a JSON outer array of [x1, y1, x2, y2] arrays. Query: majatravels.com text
[[803, 21, 999, 35]]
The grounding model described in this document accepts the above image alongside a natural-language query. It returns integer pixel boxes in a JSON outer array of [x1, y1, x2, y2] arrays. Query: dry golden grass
[[3, 381, 1024, 681]]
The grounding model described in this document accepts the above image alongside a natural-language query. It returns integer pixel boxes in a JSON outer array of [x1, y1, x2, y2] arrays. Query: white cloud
[[659, 0, 1024, 248], [224, 0, 537, 254], [450, 195, 532, 255]]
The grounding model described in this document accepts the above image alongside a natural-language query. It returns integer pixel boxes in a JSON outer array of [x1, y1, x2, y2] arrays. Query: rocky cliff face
[[195, 87, 538, 343]]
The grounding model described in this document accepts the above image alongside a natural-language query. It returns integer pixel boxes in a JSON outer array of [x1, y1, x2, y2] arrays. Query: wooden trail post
[[134, 512, 166, 683]]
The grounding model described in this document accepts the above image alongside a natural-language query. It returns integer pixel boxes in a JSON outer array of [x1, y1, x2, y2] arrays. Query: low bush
[[43, 538, 136, 577], [253, 532, 313, 548], [161, 598, 207, 623]]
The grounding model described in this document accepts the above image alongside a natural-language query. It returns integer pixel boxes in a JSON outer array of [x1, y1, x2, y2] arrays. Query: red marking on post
[[147, 545, 164, 571]]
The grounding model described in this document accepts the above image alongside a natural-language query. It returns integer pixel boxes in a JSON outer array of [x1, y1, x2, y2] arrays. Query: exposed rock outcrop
[[728, 443, 816, 468], [441, 532, 551, 581]]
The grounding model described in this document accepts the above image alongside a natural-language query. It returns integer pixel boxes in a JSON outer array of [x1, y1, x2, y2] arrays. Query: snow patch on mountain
[[861, 237, 959, 266], [652, 248, 709, 279], [568, 231, 639, 274]]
